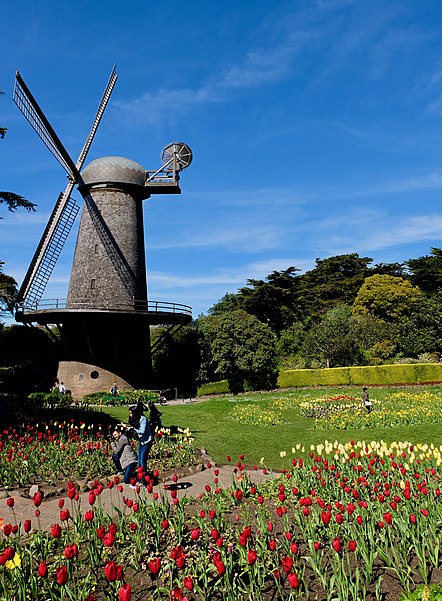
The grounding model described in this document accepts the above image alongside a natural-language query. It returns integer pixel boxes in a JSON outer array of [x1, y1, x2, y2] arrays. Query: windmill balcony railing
[[17, 298, 192, 316]]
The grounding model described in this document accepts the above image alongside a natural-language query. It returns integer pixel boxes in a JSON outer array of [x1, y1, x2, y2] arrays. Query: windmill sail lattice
[[18, 193, 79, 309], [14, 66, 118, 308]]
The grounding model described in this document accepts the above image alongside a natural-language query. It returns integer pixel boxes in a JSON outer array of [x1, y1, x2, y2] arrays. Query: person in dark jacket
[[362, 387, 372, 413], [110, 427, 137, 484]]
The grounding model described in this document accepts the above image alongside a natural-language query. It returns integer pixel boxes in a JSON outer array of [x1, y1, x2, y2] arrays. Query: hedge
[[197, 380, 230, 396], [277, 363, 442, 388], [198, 364, 442, 395]]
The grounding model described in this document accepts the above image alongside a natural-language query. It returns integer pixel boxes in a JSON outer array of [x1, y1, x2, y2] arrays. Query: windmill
[[13, 66, 193, 398]]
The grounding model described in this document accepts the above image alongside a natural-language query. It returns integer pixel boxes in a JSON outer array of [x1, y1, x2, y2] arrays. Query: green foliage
[[352, 274, 422, 321], [302, 304, 357, 368], [399, 583, 442, 600], [198, 309, 278, 393], [278, 363, 442, 388], [81, 389, 158, 407], [298, 253, 373, 319], [406, 247, 442, 293], [197, 380, 230, 396], [151, 324, 199, 395], [0, 262, 17, 314], [396, 290, 442, 357]]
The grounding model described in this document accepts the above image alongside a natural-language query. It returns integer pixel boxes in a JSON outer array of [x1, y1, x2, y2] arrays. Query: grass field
[[104, 384, 442, 471]]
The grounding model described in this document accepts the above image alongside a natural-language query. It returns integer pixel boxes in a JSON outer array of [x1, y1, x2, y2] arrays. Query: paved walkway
[[2, 461, 270, 533]]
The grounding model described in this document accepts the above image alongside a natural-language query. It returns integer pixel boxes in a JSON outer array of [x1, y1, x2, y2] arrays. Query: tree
[[151, 324, 200, 395], [197, 309, 278, 393], [208, 293, 241, 316], [395, 290, 442, 357], [237, 267, 302, 332], [297, 253, 373, 320], [0, 88, 36, 217], [302, 304, 358, 368], [352, 274, 422, 321], [405, 248, 442, 292], [0, 261, 17, 316]]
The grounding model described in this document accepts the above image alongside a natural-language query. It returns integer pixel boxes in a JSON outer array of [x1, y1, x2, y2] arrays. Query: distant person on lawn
[[362, 387, 372, 413]]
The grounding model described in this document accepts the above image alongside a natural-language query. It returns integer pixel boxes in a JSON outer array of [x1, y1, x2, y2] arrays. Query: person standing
[[110, 383, 118, 397], [362, 387, 372, 413], [110, 427, 137, 484], [59, 382, 66, 394], [126, 403, 152, 476], [148, 401, 163, 435]]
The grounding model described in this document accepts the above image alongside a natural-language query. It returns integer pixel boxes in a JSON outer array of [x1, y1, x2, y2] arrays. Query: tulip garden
[[1, 391, 442, 599]]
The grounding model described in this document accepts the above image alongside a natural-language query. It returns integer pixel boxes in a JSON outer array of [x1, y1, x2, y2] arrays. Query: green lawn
[[104, 384, 442, 471]]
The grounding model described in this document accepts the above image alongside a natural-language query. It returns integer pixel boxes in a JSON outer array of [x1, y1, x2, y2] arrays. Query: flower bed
[[300, 391, 442, 430], [1, 438, 442, 599]]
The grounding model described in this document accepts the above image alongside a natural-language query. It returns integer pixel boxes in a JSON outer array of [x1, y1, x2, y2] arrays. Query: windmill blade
[[13, 71, 79, 180], [16, 184, 79, 309], [75, 64, 117, 171], [14, 66, 118, 309]]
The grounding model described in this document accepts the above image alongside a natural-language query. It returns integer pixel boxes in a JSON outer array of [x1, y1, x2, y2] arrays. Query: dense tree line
[[193, 250, 442, 391], [147, 249, 442, 394], [2, 245, 442, 396]]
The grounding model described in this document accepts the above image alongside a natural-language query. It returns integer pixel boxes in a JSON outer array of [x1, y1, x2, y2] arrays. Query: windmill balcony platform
[[15, 299, 192, 326]]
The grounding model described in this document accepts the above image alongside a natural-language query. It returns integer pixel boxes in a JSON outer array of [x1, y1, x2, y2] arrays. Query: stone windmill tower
[[12, 67, 192, 398]]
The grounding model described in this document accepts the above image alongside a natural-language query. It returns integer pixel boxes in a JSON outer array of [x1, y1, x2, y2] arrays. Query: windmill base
[[57, 361, 137, 401]]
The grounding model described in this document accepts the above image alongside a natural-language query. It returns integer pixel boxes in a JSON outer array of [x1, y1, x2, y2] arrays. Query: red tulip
[[60, 509, 70, 521], [58, 499, 64, 509], [410, 514, 417, 524], [105, 561, 118, 582], [248, 550, 258, 565], [56, 565, 69, 585], [64, 543, 78, 560], [6, 497, 14, 508], [33, 491, 43, 507], [148, 557, 161, 576], [37, 561, 48, 578], [191, 528, 200, 540], [24, 519, 31, 533], [321, 510, 331, 525], [51, 524, 62, 538], [281, 556, 294, 573], [161, 519, 169, 529], [88, 492, 96, 506], [84, 510, 94, 521], [183, 575, 194, 591], [268, 539, 276, 551], [332, 537, 341, 553], [348, 540, 357, 552], [215, 560, 225, 575], [118, 583, 131, 601], [288, 572, 299, 589], [383, 512, 392, 525], [103, 532, 115, 547]]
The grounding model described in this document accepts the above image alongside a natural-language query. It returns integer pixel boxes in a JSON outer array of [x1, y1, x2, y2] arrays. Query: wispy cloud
[[149, 257, 313, 290], [150, 223, 282, 253], [113, 23, 319, 126]]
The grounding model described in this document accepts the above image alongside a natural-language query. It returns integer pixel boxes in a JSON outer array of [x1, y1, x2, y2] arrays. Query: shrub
[[81, 389, 158, 407], [197, 380, 230, 396]]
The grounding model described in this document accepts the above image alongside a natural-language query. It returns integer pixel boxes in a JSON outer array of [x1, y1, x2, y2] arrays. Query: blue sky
[[2, 0, 442, 325]]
